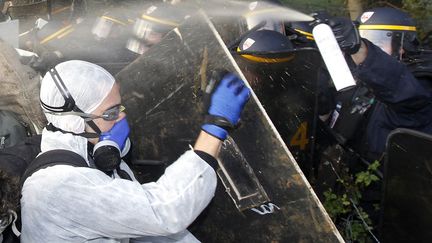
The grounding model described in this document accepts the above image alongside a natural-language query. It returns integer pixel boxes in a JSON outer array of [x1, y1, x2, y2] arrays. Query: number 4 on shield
[[290, 121, 309, 150]]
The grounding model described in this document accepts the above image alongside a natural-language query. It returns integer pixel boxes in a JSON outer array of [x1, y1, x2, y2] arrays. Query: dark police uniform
[[345, 39, 432, 161]]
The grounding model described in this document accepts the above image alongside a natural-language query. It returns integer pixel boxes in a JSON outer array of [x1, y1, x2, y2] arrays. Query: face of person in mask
[[86, 83, 126, 143]]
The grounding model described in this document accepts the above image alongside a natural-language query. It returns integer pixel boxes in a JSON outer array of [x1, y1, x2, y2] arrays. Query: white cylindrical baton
[[312, 23, 356, 91]]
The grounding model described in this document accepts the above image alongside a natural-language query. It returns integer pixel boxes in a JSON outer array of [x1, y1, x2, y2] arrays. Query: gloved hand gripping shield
[[202, 73, 251, 140]]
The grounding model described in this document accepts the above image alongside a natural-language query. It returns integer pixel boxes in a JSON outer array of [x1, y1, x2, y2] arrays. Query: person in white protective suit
[[20, 60, 251, 242]]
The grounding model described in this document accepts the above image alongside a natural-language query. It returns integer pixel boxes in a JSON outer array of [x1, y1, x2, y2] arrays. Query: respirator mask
[[93, 117, 131, 172]]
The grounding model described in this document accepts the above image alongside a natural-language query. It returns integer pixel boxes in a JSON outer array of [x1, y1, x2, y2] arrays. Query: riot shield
[[381, 128, 432, 243], [116, 12, 342, 242]]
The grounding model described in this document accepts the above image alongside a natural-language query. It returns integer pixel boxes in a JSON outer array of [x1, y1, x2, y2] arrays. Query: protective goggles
[[88, 104, 125, 121]]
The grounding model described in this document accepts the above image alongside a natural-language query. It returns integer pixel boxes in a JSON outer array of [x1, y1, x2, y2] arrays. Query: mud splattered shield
[[116, 12, 342, 242]]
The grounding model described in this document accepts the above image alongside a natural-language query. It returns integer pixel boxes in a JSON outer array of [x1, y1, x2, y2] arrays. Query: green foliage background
[[402, 0, 432, 39], [281, 0, 347, 15]]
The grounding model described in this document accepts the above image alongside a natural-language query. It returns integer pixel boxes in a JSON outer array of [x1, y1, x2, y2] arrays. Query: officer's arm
[[349, 39, 431, 111], [351, 40, 368, 65]]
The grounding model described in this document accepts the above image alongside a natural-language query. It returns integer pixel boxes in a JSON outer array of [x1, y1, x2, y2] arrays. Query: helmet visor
[[359, 29, 393, 55], [246, 17, 285, 35], [126, 38, 152, 55], [133, 19, 165, 45], [92, 17, 114, 40]]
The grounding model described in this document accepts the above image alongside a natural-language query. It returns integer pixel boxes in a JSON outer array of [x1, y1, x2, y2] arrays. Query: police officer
[[325, 7, 432, 164]]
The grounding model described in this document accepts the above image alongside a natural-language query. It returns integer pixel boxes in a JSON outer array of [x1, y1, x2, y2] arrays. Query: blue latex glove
[[202, 73, 251, 140], [99, 117, 130, 150]]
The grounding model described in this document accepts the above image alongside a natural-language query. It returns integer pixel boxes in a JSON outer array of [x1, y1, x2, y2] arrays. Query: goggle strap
[[43, 105, 123, 122], [46, 123, 100, 139], [40, 99, 71, 112], [43, 110, 94, 119], [48, 68, 76, 112]]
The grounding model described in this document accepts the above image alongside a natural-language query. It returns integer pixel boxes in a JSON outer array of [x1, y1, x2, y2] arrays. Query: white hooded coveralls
[[20, 60, 217, 242]]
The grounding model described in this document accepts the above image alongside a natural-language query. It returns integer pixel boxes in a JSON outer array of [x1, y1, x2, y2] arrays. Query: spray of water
[[16, 0, 314, 75]]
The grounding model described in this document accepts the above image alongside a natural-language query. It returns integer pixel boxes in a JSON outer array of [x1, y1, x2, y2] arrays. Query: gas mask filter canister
[[93, 117, 130, 172]]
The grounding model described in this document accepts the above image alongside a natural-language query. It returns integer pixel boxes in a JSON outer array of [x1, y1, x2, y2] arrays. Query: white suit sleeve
[[21, 150, 217, 240]]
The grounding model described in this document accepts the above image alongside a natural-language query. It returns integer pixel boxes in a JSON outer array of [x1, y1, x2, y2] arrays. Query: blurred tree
[[347, 0, 363, 20], [280, 0, 348, 16], [402, 0, 432, 40]]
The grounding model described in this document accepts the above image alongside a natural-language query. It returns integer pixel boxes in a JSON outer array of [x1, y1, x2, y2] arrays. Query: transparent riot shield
[[116, 12, 342, 242], [381, 128, 432, 242]]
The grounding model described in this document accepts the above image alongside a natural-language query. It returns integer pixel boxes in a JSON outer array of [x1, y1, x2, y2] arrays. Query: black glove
[[29, 50, 63, 73], [327, 17, 361, 54]]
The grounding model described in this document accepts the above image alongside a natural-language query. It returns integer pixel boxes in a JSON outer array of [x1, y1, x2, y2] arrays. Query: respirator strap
[[86, 120, 102, 134]]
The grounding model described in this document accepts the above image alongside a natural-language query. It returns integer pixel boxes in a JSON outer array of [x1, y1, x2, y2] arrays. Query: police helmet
[[237, 29, 294, 63], [288, 21, 314, 41], [357, 7, 418, 58], [126, 3, 190, 54]]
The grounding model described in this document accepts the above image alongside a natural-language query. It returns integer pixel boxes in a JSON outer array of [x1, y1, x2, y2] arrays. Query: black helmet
[[289, 21, 314, 40], [237, 29, 294, 63], [286, 20, 315, 47], [357, 7, 418, 58], [126, 3, 190, 54]]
